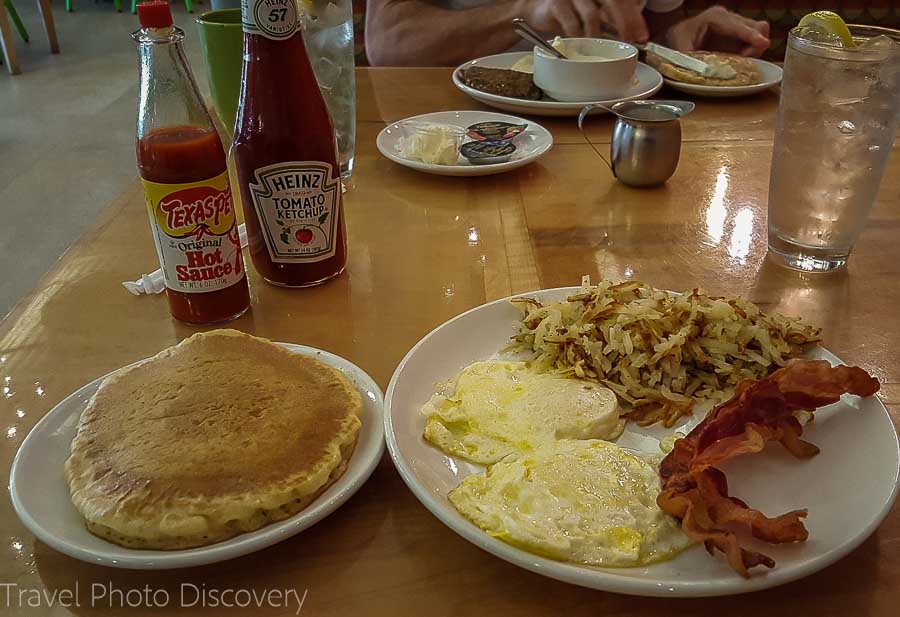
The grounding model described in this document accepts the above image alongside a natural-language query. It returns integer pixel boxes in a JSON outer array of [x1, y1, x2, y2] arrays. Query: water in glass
[[302, 1, 357, 178], [767, 26, 900, 271]]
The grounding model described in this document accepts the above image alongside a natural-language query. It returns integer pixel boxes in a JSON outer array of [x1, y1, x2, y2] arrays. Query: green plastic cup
[[196, 9, 243, 136]]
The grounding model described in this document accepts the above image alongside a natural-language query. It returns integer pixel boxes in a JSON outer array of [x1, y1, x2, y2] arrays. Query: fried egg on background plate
[[449, 440, 692, 567], [422, 361, 623, 464]]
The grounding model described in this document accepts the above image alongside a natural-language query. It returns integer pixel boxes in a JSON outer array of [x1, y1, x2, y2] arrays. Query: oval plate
[[377, 110, 552, 177], [10, 343, 384, 570], [384, 286, 899, 597], [452, 52, 663, 117], [662, 58, 783, 98]]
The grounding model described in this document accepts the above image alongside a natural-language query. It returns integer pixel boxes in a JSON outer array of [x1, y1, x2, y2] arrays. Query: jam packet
[[466, 121, 527, 142], [460, 140, 517, 164]]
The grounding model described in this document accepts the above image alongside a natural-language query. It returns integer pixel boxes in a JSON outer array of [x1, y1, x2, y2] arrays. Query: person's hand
[[598, 1, 648, 43], [665, 6, 770, 57], [524, 0, 647, 42]]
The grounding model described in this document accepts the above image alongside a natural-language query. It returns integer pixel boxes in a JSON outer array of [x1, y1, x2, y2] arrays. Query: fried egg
[[449, 440, 692, 567], [422, 361, 623, 464]]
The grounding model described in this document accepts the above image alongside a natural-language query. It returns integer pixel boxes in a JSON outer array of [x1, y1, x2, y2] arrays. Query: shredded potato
[[507, 281, 822, 427]]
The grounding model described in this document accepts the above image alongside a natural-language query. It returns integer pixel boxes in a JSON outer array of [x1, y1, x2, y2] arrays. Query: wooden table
[[1, 68, 898, 616]]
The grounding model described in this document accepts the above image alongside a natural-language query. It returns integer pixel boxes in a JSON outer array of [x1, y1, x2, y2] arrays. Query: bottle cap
[[137, 1, 174, 29]]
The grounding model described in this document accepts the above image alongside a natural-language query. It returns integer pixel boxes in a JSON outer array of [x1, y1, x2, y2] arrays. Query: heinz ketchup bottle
[[232, 0, 348, 287], [134, 1, 250, 323]]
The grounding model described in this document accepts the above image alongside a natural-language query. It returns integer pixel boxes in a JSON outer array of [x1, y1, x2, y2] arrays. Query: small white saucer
[[376, 111, 553, 177]]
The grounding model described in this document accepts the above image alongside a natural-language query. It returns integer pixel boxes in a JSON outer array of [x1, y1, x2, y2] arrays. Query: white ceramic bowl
[[533, 38, 638, 102]]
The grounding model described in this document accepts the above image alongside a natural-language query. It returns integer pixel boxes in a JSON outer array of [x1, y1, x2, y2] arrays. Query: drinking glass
[[301, 0, 357, 178], [767, 25, 900, 272], [195, 9, 244, 136]]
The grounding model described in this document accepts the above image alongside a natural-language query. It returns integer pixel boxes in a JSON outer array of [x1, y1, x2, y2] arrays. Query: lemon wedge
[[798, 11, 855, 47]]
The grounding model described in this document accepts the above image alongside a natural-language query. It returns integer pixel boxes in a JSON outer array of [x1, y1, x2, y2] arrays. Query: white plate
[[662, 58, 782, 98], [9, 343, 384, 570], [376, 111, 553, 177], [452, 52, 663, 117], [384, 287, 900, 597]]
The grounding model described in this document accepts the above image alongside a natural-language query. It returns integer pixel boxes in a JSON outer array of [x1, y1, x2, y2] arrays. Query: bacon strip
[[657, 359, 880, 577]]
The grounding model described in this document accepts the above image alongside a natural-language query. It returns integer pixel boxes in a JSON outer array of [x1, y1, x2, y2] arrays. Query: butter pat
[[400, 122, 465, 166], [704, 58, 738, 80]]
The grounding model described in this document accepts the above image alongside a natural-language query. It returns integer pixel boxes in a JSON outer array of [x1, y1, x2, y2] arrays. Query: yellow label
[[141, 171, 246, 294], [142, 171, 235, 238]]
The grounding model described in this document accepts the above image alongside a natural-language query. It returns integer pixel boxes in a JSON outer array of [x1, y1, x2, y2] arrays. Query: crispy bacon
[[657, 359, 880, 577]]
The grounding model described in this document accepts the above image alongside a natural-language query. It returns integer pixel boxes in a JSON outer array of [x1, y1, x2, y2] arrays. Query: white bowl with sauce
[[533, 38, 638, 102]]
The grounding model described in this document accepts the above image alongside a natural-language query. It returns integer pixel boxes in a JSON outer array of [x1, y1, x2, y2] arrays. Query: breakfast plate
[[452, 52, 663, 117], [661, 58, 783, 98], [376, 110, 553, 177], [384, 286, 900, 597], [9, 343, 385, 570]]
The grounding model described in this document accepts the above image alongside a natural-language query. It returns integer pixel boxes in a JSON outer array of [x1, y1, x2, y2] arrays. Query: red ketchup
[[232, 0, 347, 287], [134, 1, 250, 323]]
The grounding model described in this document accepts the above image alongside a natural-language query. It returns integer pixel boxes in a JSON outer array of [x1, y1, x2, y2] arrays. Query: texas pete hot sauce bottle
[[232, 0, 348, 287], [134, 1, 250, 323]]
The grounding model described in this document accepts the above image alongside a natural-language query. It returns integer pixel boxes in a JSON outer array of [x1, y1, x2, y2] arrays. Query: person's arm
[[365, 0, 532, 67]]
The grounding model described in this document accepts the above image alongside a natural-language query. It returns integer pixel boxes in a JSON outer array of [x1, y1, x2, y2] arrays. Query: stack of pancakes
[[64, 330, 362, 550]]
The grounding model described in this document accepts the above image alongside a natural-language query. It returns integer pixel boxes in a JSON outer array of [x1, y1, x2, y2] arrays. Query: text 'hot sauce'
[[134, 1, 250, 323], [233, 0, 348, 287]]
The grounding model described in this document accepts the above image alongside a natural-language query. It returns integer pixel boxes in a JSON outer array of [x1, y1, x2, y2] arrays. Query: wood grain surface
[[0, 68, 897, 617]]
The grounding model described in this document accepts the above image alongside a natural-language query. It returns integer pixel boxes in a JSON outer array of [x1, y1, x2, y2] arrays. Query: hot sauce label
[[141, 171, 246, 293], [248, 161, 341, 264], [242, 0, 298, 40]]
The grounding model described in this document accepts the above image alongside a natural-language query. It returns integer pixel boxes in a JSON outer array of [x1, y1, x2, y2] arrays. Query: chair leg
[[5, 0, 28, 43], [113, 0, 121, 12], [65, 0, 71, 12], [36, 0, 59, 53], [131, 0, 136, 15], [0, 3, 21, 74], [184, 0, 192, 14]]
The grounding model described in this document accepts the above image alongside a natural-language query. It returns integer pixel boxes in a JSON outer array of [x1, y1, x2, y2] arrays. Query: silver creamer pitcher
[[578, 100, 694, 187]]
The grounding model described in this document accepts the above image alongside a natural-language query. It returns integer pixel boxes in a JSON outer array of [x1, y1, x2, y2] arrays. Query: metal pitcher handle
[[578, 103, 615, 177]]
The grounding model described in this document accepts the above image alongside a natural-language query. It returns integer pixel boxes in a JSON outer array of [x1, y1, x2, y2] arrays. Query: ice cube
[[302, 1, 352, 33], [857, 34, 898, 51], [324, 2, 352, 27], [312, 56, 343, 91]]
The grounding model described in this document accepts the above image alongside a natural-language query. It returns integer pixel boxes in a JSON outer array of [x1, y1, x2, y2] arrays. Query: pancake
[[646, 51, 761, 87], [64, 329, 362, 550]]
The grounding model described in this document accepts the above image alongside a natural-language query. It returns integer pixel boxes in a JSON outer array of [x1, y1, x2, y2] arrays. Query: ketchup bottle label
[[248, 161, 341, 264], [141, 171, 246, 293], [241, 0, 298, 41]]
